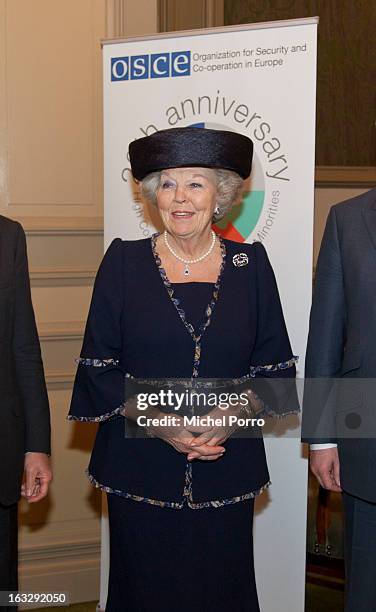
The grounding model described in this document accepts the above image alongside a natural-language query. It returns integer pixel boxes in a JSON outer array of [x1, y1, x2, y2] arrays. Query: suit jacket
[[303, 188, 376, 502], [0, 216, 50, 505], [69, 238, 298, 507]]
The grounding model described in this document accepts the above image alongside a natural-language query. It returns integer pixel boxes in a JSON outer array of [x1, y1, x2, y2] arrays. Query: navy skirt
[[106, 494, 260, 612]]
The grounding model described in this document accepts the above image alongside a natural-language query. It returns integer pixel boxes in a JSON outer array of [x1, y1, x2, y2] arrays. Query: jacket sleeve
[[12, 223, 51, 453], [302, 206, 346, 443], [247, 242, 299, 418], [68, 239, 126, 422]]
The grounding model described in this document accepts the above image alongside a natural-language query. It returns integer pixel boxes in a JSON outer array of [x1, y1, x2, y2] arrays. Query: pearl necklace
[[164, 230, 217, 276]]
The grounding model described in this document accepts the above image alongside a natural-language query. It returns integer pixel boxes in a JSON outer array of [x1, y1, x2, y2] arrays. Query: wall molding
[[20, 536, 100, 564], [45, 372, 75, 390], [315, 166, 376, 188], [203, 0, 224, 27], [106, 0, 128, 38], [38, 321, 85, 341], [9, 216, 104, 235], [19, 525, 100, 609], [37, 322, 84, 389], [158, 0, 224, 32], [30, 268, 96, 287]]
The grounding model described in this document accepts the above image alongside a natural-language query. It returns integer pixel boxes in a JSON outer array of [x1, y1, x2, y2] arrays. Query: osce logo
[[111, 51, 191, 81]]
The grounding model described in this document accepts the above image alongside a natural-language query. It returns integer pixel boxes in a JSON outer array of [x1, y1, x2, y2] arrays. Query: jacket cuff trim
[[67, 404, 124, 423], [76, 358, 120, 367], [249, 355, 298, 377]]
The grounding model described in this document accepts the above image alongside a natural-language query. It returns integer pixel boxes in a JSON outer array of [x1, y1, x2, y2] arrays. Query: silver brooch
[[232, 253, 249, 267]]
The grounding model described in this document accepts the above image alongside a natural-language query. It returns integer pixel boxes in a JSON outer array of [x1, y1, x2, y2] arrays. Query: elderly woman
[[69, 127, 298, 611]]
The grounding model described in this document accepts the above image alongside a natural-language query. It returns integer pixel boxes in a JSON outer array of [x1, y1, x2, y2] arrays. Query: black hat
[[128, 127, 253, 181]]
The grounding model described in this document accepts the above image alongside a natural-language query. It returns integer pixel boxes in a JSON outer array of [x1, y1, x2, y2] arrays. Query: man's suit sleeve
[[302, 206, 346, 443], [12, 223, 51, 454]]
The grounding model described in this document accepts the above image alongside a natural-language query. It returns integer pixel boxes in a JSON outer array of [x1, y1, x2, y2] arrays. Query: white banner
[[101, 17, 317, 611]]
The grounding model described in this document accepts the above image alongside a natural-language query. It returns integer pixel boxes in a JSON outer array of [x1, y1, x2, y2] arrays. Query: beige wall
[[0, 0, 158, 605]]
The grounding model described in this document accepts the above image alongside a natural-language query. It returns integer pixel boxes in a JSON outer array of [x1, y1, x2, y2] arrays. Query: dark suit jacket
[[303, 188, 376, 502], [0, 216, 50, 505], [69, 238, 298, 506]]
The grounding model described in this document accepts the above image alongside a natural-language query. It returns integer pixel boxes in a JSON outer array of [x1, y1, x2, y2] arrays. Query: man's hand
[[21, 453, 52, 503], [310, 447, 341, 492]]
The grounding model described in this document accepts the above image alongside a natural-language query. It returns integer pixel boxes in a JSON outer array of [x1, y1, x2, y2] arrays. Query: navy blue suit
[[304, 188, 376, 611], [69, 236, 298, 611], [69, 237, 297, 504]]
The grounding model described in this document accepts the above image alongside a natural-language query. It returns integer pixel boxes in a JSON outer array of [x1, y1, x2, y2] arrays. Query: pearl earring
[[214, 205, 220, 215]]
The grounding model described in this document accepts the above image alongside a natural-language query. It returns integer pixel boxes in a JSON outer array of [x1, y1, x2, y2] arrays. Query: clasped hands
[[146, 405, 241, 461]]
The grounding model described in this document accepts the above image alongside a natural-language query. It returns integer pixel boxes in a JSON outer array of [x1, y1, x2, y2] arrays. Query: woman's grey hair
[[140, 168, 244, 222]]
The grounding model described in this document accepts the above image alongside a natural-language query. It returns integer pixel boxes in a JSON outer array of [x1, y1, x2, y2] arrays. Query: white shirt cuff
[[310, 443, 338, 450]]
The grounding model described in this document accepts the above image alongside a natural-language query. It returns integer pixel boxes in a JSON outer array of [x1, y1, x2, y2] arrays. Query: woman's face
[[156, 167, 217, 239]]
